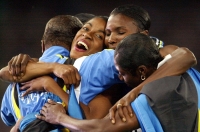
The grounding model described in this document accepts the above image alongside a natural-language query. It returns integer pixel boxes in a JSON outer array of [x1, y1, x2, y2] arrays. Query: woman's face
[[114, 57, 141, 88], [70, 17, 106, 59], [105, 14, 140, 49]]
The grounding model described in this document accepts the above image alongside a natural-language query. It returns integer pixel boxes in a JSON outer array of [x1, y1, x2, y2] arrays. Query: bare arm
[[109, 45, 197, 123], [0, 66, 14, 82], [0, 62, 56, 82], [20, 74, 113, 119], [135, 45, 197, 94], [0, 62, 80, 86], [10, 117, 23, 132], [38, 99, 139, 132], [80, 93, 112, 119], [79, 83, 127, 119]]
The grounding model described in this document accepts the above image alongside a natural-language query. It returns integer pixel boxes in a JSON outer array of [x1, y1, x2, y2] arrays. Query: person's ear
[[138, 65, 147, 81], [140, 30, 149, 36], [41, 40, 45, 53]]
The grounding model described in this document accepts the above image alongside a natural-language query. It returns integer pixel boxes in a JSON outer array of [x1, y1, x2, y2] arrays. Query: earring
[[141, 75, 146, 81]]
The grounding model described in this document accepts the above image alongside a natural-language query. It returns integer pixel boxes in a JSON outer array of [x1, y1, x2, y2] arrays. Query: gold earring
[[141, 75, 146, 81]]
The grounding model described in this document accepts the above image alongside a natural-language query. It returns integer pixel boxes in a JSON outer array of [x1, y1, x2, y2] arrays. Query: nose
[[108, 33, 116, 44], [82, 32, 92, 39], [118, 74, 124, 81], [107, 34, 118, 49]]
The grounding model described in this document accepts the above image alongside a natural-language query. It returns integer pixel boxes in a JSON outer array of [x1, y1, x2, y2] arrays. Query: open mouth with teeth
[[76, 41, 89, 51]]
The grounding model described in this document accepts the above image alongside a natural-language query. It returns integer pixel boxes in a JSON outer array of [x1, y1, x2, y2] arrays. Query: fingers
[[59, 66, 81, 86], [53, 64, 81, 86], [21, 88, 32, 97], [14, 54, 24, 76], [116, 104, 126, 122], [117, 103, 122, 109], [8, 57, 17, 76], [74, 69, 81, 87], [20, 54, 30, 75], [20, 82, 31, 97], [109, 105, 117, 124], [20, 82, 29, 90], [109, 101, 130, 124], [36, 113, 47, 121], [8, 57, 14, 74], [127, 105, 133, 117], [70, 67, 80, 85], [10, 55, 22, 76], [36, 114, 45, 120], [44, 101, 54, 108], [47, 99, 57, 105], [8, 54, 30, 78]]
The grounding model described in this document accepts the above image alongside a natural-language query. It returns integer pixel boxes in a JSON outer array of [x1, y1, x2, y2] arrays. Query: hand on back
[[52, 64, 81, 87], [109, 89, 137, 124], [8, 53, 37, 79]]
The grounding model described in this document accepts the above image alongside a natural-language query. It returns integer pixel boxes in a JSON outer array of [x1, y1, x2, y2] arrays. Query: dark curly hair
[[42, 15, 83, 47], [114, 33, 163, 76]]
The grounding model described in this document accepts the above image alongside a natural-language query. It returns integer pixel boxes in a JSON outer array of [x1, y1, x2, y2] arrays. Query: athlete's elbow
[[181, 47, 197, 66], [0, 67, 4, 81], [0, 66, 14, 82]]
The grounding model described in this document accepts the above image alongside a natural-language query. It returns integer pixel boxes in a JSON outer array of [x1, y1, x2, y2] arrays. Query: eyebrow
[[99, 30, 106, 35], [85, 22, 92, 27], [106, 26, 127, 31], [85, 22, 106, 35]]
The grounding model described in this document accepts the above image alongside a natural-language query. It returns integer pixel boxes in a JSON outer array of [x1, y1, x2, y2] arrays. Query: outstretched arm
[[37, 99, 139, 132], [109, 45, 197, 123], [0, 53, 38, 82], [0, 62, 80, 86], [134, 45, 196, 96], [8, 53, 38, 77]]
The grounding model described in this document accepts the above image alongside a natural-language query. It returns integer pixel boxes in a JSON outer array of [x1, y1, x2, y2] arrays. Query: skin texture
[[105, 14, 148, 49], [35, 33, 197, 132], [0, 16, 112, 120], [102, 13, 197, 123], [37, 99, 139, 132], [115, 56, 155, 88], [0, 7, 197, 131], [109, 45, 197, 123], [70, 17, 106, 59], [4, 17, 106, 79], [1, 36, 196, 132], [0, 16, 108, 131]]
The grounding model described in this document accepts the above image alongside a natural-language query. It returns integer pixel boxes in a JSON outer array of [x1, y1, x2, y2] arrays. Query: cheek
[[104, 37, 109, 47], [118, 34, 129, 41], [122, 76, 130, 84], [71, 32, 80, 48], [125, 76, 139, 87], [71, 39, 76, 48], [70, 51, 79, 59], [90, 41, 104, 53]]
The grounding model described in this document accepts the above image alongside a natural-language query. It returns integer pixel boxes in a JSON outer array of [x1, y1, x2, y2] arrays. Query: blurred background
[[0, 0, 199, 131]]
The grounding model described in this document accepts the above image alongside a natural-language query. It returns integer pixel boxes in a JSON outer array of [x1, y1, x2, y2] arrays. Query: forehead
[[106, 14, 137, 31], [85, 17, 106, 28], [114, 55, 123, 71]]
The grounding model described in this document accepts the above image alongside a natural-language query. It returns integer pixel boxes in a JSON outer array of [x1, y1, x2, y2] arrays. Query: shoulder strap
[[11, 83, 21, 119], [63, 57, 76, 65], [56, 57, 76, 89]]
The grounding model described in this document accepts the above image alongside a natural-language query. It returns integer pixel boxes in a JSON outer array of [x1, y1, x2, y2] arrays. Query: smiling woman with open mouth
[[70, 16, 107, 59]]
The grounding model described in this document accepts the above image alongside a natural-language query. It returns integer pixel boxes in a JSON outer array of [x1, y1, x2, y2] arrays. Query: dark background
[[0, 0, 199, 131]]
